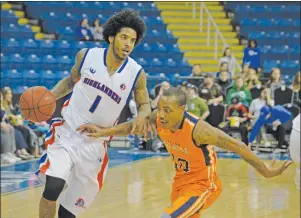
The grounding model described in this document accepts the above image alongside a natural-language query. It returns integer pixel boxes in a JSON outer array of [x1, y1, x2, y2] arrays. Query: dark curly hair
[[102, 9, 146, 46]]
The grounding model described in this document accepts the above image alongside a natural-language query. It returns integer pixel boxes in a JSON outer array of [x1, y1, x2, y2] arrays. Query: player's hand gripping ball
[[19, 86, 56, 122]]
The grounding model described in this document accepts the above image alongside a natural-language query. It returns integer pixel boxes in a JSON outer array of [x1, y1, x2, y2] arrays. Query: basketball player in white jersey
[[37, 10, 152, 218], [290, 113, 300, 190]]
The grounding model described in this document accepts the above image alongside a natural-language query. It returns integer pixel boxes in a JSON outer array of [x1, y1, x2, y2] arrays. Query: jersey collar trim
[[103, 48, 129, 74]]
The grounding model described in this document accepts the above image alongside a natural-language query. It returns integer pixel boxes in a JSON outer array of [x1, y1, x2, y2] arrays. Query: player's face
[[157, 96, 185, 129], [110, 27, 137, 60]]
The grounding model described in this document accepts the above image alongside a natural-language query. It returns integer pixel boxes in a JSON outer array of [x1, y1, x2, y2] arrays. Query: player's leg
[[290, 129, 300, 190], [59, 140, 109, 216], [58, 205, 76, 218], [37, 119, 74, 218]]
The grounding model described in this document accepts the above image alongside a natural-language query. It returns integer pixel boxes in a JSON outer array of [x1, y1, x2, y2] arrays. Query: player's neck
[[106, 47, 124, 74]]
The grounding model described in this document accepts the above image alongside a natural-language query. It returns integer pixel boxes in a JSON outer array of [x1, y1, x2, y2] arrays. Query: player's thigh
[[59, 140, 109, 216], [163, 191, 211, 218]]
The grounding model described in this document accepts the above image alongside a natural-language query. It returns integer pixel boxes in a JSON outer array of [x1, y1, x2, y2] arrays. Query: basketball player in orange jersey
[[78, 87, 293, 218], [37, 10, 152, 218]]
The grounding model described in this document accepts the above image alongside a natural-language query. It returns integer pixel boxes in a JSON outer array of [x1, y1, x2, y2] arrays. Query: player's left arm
[[131, 69, 152, 137], [192, 120, 293, 178]]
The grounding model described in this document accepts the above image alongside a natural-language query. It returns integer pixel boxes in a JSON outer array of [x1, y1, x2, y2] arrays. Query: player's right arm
[[76, 110, 157, 138], [192, 120, 293, 178], [51, 48, 87, 100]]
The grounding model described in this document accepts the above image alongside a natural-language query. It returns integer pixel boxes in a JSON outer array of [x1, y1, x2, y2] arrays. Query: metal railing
[[189, 2, 242, 73]]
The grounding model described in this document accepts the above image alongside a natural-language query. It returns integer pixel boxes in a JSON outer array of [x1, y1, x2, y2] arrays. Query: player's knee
[[161, 212, 171, 218], [58, 205, 76, 218], [42, 175, 66, 201]]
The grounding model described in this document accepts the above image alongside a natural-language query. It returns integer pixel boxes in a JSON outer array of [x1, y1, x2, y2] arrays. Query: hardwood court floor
[[1, 157, 300, 218]]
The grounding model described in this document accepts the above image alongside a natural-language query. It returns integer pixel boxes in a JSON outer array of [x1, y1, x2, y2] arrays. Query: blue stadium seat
[[156, 44, 167, 52], [291, 46, 300, 54], [250, 5, 268, 13], [43, 55, 57, 64], [57, 40, 72, 49], [270, 46, 289, 54], [269, 5, 286, 13], [22, 39, 39, 48], [240, 18, 257, 26], [263, 60, 279, 71], [1, 53, 8, 63], [280, 60, 299, 68], [7, 69, 24, 87], [151, 58, 163, 67], [275, 19, 292, 26], [142, 43, 152, 52], [27, 54, 41, 63], [10, 53, 25, 63], [266, 31, 284, 39], [257, 18, 274, 26], [248, 31, 265, 39], [136, 58, 149, 67], [165, 58, 178, 68], [40, 40, 55, 49], [23, 70, 41, 87], [58, 55, 73, 64], [41, 70, 57, 89], [57, 26, 75, 35]]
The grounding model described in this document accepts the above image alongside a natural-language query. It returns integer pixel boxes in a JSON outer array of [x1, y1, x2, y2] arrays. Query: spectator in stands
[[218, 47, 236, 76], [2, 87, 35, 158], [1, 91, 31, 160], [151, 81, 171, 110], [90, 18, 104, 41], [244, 68, 261, 90], [290, 71, 301, 106], [226, 75, 252, 106], [198, 73, 223, 105], [248, 87, 274, 146], [216, 62, 229, 78], [186, 84, 210, 120], [188, 64, 203, 87], [266, 68, 285, 99], [77, 18, 93, 41], [217, 71, 232, 97], [222, 96, 249, 145], [180, 81, 188, 94], [242, 39, 261, 73]]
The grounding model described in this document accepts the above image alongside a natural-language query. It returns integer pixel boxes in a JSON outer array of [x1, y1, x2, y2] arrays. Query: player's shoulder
[[127, 56, 142, 71], [184, 111, 199, 125]]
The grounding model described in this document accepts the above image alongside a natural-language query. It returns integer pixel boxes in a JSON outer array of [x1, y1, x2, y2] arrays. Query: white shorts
[[36, 118, 109, 215]]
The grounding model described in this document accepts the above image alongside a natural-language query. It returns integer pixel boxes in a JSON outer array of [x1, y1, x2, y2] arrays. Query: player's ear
[[108, 36, 114, 44], [179, 104, 186, 112]]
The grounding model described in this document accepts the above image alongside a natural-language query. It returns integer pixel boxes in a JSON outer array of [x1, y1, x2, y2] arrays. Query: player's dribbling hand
[[265, 159, 293, 178], [76, 124, 108, 138]]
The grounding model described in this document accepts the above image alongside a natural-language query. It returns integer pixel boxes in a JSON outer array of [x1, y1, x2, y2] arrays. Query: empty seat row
[[235, 4, 300, 13], [240, 18, 300, 27]]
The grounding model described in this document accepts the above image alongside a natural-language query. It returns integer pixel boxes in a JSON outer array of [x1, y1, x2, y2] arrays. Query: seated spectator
[[248, 87, 274, 146], [1, 91, 32, 161], [198, 73, 223, 105], [2, 87, 35, 158], [290, 71, 300, 105], [242, 39, 261, 73], [244, 68, 261, 90], [216, 62, 229, 78], [222, 97, 249, 145], [151, 81, 171, 110], [186, 84, 210, 120], [90, 18, 104, 41], [265, 68, 285, 99], [188, 64, 203, 87], [77, 18, 93, 41], [217, 71, 232, 97], [226, 75, 252, 106], [180, 81, 188, 94], [218, 47, 236, 76]]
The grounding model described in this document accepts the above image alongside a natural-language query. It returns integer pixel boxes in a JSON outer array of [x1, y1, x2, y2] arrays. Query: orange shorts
[[163, 178, 222, 218]]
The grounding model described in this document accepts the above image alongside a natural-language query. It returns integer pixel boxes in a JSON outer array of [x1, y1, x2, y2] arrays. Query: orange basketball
[[19, 86, 56, 122]]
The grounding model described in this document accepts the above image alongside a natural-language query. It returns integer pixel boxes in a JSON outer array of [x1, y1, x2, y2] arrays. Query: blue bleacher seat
[[22, 39, 39, 48], [43, 55, 57, 64], [7, 69, 24, 87], [58, 55, 73, 64], [23, 70, 41, 87], [151, 58, 163, 67], [27, 54, 41, 63], [41, 70, 57, 89], [166, 58, 178, 68], [1, 53, 8, 63], [40, 40, 55, 48], [280, 60, 299, 68]]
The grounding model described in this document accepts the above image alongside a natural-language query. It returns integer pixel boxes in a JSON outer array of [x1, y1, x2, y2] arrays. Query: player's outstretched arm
[[192, 120, 293, 178], [51, 48, 87, 100], [131, 69, 153, 138], [77, 110, 157, 138]]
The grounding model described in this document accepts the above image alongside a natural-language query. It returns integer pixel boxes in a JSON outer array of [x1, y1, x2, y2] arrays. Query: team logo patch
[[89, 68, 96, 74], [120, 83, 126, 90], [75, 198, 86, 208]]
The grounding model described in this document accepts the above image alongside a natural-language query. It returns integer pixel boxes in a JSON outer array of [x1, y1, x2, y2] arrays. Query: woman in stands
[[218, 47, 236, 77], [290, 71, 300, 105], [265, 68, 285, 99], [242, 39, 261, 74], [90, 18, 104, 41], [76, 18, 93, 41], [244, 68, 262, 90]]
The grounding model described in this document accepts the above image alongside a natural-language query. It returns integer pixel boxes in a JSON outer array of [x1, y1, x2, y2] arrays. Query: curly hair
[[102, 9, 146, 46]]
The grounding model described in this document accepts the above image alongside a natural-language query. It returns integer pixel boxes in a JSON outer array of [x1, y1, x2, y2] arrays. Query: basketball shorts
[[290, 128, 300, 190], [35, 118, 109, 215], [162, 178, 222, 218]]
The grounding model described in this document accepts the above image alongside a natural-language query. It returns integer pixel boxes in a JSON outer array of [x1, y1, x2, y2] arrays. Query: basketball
[[19, 86, 56, 122]]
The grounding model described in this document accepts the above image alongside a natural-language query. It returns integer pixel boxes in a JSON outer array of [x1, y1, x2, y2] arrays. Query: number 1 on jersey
[[89, 95, 102, 113]]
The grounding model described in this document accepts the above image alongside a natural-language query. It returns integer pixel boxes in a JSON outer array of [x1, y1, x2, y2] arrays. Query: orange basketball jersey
[[156, 111, 219, 190]]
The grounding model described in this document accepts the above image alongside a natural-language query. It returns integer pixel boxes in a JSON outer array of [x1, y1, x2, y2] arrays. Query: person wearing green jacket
[[226, 76, 252, 106]]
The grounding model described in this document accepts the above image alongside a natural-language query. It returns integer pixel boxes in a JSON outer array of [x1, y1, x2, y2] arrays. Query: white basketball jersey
[[61, 47, 142, 133], [293, 113, 300, 133]]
